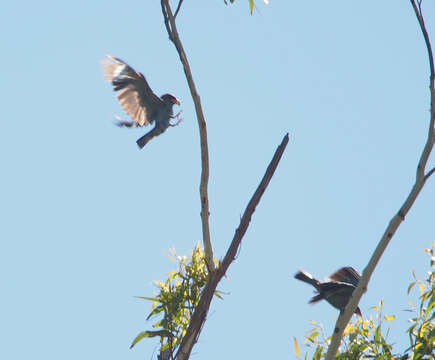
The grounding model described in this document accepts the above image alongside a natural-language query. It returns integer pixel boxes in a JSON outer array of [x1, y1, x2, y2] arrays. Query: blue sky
[[1, 1, 434, 359]]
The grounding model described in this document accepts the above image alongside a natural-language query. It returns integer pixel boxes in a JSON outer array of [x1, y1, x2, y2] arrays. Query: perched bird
[[102, 54, 182, 149], [294, 267, 362, 317]]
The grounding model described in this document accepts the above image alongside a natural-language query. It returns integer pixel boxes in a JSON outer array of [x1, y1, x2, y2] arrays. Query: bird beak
[[174, 98, 180, 105]]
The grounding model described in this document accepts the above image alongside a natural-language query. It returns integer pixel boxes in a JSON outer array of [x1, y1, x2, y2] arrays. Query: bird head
[[161, 93, 180, 106]]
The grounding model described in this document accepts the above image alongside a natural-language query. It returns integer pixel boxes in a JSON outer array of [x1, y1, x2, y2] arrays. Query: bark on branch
[[325, 1, 434, 358]]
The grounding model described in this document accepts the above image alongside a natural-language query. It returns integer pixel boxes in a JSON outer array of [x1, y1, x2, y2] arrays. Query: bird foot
[[169, 117, 183, 127], [169, 110, 183, 127], [170, 110, 183, 119]]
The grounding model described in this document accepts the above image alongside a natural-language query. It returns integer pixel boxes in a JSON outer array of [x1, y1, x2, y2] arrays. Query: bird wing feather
[[102, 54, 163, 126], [328, 267, 360, 287]]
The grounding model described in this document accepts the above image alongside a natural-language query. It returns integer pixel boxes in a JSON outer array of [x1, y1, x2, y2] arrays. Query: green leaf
[[135, 296, 158, 302], [130, 331, 148, 349], [427, 297, 435, 314], [374, 325, 381, 344], [293, 337, 300, 356], [408, 281, 416, 294], [307, 331, 320, 343], [418, 281, 425, 296], [129, 330, 172, 349], [249, 0, 254, 14], [213, 290, 224, 300], [313, 345, 323, 360], [384, 315, 395, 321], [146, 305, 164, 320]]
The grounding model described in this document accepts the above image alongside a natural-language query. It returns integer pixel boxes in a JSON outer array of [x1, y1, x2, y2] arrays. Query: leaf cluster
[[224, 0, 268, 15], [130, 244, 221, 359], [294, 301, 398, 360], [405, 246, 435, 360]]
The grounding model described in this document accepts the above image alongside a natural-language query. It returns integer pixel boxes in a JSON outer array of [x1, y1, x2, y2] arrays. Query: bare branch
[[160, 2, 172, 42], [174, 0, 184, 18], [220, 134, 289, 270], [411, 0, 435, 180], [425, 166, 435, 180], [175, 133, 289, 360], [161, 0, 215, 271], [325, 2, 435, 358]]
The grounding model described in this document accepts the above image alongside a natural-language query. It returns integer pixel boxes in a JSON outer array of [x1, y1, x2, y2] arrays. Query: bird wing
[[319, 281, 355, 300], [313, 281, 362, 316], [328, 267, 360, 287], [102, 54, 163, 126]]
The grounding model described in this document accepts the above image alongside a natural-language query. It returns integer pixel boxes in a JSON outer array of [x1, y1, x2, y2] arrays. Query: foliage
[[293, 302, 398, 360], [405, 246, 435, 359], [224, 0, 269, 14], [293, 245, 435, 360], [130, 244, 221, 359]]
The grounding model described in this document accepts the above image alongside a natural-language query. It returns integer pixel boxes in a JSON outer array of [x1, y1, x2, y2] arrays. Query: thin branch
[[175, 133, 289, 360], [411, 0, 435, 180], [174, 0, 184, 18], [220, 134, 289, 270], [161, 0, 215, 271], [160, 2, 172, 42], [325, 2, 435, 358], [425, 166, 435, 181]]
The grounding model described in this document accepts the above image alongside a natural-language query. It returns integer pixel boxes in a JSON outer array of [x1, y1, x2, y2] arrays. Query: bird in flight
[[102, 54, 182, 149]]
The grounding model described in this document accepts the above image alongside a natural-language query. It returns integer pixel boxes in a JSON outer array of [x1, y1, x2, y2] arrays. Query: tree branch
[[425, 166, 435, 180], [411, 0, 435, 181], [325, 2, 435, 358], [174, 0, 184, 18], [175, 133, 289, 360], [161, 0, 215, 271]]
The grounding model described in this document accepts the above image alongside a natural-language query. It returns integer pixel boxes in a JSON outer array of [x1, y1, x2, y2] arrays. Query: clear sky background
[[1, 1, 434, 359]]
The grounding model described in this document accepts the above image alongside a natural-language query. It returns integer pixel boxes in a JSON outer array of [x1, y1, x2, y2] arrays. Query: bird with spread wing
[[294, 266, 363, 317], [102, 54, 182, 149]]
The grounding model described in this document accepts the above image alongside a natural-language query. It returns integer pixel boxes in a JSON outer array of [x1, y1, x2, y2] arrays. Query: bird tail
[[136, 132, 155, 149], [309, 294, 323, 304], [136, 125, 168, 149], [294, 269, 321, 289]]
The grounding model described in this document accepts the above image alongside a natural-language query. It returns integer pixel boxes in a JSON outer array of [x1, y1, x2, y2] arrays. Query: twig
[[161, 0, 215, 271], [325, 1, 435, 358], [174, 0, 184, 18], [160, 2, 172, 42], [175, 133, 289, 360], [425, 167, 435, 180]]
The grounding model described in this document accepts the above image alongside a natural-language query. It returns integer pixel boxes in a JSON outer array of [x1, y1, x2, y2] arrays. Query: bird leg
[[170, 110, 182, 119], [169, 117, 183, 127], [169, 110, 183, 127]]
